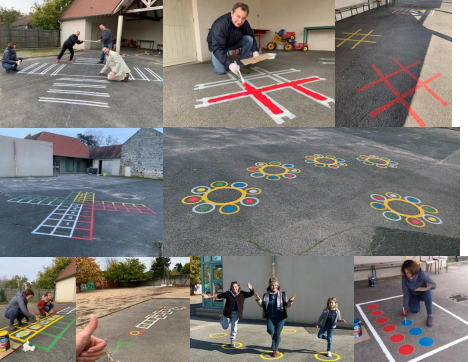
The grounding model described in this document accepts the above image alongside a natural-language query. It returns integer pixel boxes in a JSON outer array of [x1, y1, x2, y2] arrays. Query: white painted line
[[319, 62, 335, 64], [407, 335, 468, 362], [53, 83, 107, 89], [129, 72, 135, 80], [32, 202, 83, 238], [51, 64, 66, 76], [40, 64, 57, 75], [355, 294, 403, 306], [319, 58, 335, 60], [145, 68, 163, 81], [57, 78, 110, 83], [39, 98, 109, 108], [29, 63, 48, 74], [18, 62, 40, 73], [134, 67, 150, 81], [432, 302, 468, 326], [48, 90, 110, 97]]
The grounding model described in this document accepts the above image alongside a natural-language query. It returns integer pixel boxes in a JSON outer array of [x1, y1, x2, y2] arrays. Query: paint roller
[[83, 40, 99, 43]]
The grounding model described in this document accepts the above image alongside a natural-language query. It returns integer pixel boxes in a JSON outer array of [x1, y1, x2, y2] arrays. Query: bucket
[[0, 330, 10, 352], [368, 276, 376, 287], [354, 318, 362, 339]]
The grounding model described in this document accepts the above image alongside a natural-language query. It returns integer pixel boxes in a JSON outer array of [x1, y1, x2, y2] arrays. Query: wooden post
[[116, 15, 124, 54], [37, 29, 39, 47]]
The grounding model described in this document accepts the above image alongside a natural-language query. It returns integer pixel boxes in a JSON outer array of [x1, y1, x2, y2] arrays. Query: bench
[[303, 26, 335, 45], [350, 2, 370, 14], [355, 261, 403, 279], [335, 7, 351, 21], [138, 40, 155, 49]]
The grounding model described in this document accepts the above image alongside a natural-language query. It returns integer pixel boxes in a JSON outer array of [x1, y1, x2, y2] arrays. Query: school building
[[55, 258, 77, 303]]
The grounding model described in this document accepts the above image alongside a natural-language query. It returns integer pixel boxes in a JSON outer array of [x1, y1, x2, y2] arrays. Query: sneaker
[[5, 69, 11, 73], [327, 351, 332, 357], [272, 350, 279, 357], [56, 59, 60, 63], [427, 316, 433, 327], [97, 61, 104, 64], [123, 73, 129, 82], [70, 60, 74, 63], [9, 325, 15, 331], [12, 68, 19, 71]]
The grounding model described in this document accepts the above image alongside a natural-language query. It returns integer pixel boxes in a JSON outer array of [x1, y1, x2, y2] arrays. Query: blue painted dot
[[270, 176, 278, 179], [419, 337, 434, 347], [317, 164, 324, 167], [374, 203, 385, 209], [283, 164, 293, 168], [337, 159, 345, 162], [233, 183, 244, 187], [408, 197, 417, 202], [409, 327, 423, 336], [224, 206, 235, 212], [401, 320, 413, 326]]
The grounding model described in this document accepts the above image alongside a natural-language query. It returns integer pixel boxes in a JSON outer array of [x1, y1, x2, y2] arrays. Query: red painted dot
[[375, 196, 383, 200], [376, 317, 389, 324], [188, 197, 199, 202], [367, 304, 378, 310], [286, 174, 293, 177], [411, 219, 421, 225], [390, 334, 405, 343], [251, 167, 258, 170], [399, 345, 414, 355], [382, 325, 396, 333], [371, 310, 383, 316], [245, 199, 254, 204]]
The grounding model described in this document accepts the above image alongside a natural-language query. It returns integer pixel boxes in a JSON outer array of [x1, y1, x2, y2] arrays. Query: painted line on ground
[[51, 64, 66, 76], [39, 64, 57, 75], [53, 83, 107, 89], [134, 67, 150, 81], [57, 78, 110, 83], [28, 63, 48, 74], [47, 89, 110, 97], [18, 62, 40, 73], [38, 98, 109, 107], [129, 72, 135, 80], [145, 68, 163, 81]]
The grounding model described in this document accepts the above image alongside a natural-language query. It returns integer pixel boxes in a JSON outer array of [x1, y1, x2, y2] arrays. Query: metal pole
[[116, 15, 124, 54], [272, 256, 276, 277], [13, 140, 17, 177]]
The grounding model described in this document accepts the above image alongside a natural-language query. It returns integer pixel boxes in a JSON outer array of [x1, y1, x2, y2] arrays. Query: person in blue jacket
[[207, 2, 259, 75], [1, 43, 23, 72], [400, 260, 436, 327], [57, 31, 83, 63], [4, 289, 40, 331]]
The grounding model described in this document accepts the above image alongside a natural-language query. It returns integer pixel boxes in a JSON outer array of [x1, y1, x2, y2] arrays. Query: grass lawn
[[16, 47, 83, 59]]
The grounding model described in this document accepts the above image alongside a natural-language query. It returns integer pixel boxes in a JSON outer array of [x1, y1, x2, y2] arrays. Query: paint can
[[0, 330, 10, 352], [368, 276, 377, 287], [354, 318, 362, 339]]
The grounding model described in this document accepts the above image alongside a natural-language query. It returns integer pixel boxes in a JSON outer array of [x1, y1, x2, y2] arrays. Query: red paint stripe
[[244, 83, 284, 114], [292, 85, 327, 101]]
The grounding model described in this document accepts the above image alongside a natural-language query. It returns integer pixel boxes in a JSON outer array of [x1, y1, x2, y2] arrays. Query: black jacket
[[402, 268, 436, 311], [217, 288, 254, 319], [64, 34, 83, 47], [207, 12, 258, 68]]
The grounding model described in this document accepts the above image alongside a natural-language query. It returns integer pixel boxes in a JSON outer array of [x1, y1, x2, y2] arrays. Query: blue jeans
[[211, 35, 254, 74], [37, 304, 54, 315], [100, 43, 113, 63], [4, 307, 29, 325], [409, 290, 433, 315], [220, 310, 239, 342], [318, 326, 334, 352], [267, 317, 286, 350], [2, 57, 23, 71]]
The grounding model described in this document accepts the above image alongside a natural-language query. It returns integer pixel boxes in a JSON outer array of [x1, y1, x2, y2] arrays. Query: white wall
[[123, 18, 163, 48], [56, 277, 76, 303], [92, 158, 121, 175], [0, 135, 53, 177], [61, 19, 87, 50]]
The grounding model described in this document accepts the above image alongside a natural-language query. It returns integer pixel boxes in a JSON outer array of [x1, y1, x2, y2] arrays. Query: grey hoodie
[[317, 309, 342, 329], [402, 268, 436, 311], [5, 291, 35, 319], [1, 47, 18, 65]]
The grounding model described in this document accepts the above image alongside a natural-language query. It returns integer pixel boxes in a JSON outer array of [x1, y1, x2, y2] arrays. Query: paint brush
[[235, 61, 245, 84], [402, 307, 406, 322]]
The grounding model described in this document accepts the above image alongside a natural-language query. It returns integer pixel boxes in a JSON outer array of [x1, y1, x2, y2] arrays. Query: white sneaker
[[327, 351, 332, 357]]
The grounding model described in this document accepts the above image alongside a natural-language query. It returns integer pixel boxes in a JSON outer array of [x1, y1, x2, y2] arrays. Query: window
[[201, 257, 223, 309]]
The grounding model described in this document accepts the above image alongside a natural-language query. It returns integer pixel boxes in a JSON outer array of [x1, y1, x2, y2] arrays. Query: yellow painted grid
[[336, 29, 382, 49], [0, 315, 64, 343]]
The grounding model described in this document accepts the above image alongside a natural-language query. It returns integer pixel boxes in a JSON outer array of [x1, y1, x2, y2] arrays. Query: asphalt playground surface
[[0, 303, 76, 361], [92, 298, 189, 362], [354, 262, 468, 362], [190, 312, 354, 362], [0, 48, 163, 127], [0, 175, 162, 257], [163, 127, 460, 256], [335, 0, 452, 127], [163, 50, 335, 127]]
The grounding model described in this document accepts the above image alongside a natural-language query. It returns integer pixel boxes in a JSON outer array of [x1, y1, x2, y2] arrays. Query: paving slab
[[163, 127, 459, 256], [92, 298, 189, 362], [354, 262, 468, 362], [336, 0, 452, 127], [163, 51, 335, 127], [0, 304, 75, 361], [0, 49, 162, 127], [0, 174, 162, 257], [190, 316, 353, 362]]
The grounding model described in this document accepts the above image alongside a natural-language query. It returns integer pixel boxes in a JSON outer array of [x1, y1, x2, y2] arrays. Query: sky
[[0, 257, 55, 282], [1, 0, 37, 14], [0, 128, 163, 144]]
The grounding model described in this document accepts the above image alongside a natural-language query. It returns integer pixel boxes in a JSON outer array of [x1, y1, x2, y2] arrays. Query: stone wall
[[120, 128, 163, 179]]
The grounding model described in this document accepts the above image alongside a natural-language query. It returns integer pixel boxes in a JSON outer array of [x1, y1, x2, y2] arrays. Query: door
[[65, 160, 70, 172], [99, 160, 103, 174], [54, 160, 60, 173], [164, 0, 197, 66], [77, 161, 81, 172], [102, 161, 113, 175]]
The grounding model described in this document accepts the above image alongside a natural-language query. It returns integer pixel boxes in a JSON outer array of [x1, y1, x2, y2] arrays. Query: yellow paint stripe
[[341, 32, 381, 37], [73, 192, 82, 202], [0, 315, 64, 343], [352, 30, 376, 49], [335, 38, 377, 43], [336, 28, 361, 48]]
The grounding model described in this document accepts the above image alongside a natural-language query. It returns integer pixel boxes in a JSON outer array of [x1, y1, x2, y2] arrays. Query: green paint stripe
[[30, 315, 76, 352], [48, 325, 66, 329], [38, 332, 59, 338]]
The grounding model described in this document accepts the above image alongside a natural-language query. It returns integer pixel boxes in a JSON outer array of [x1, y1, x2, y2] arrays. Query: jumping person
[[97, 24, 113, 64], [37, 291, 54, 316], [254, 277, 295, 358], [1, 43, 22, 72], [401, 260, 436, 327], [4, 289, 40, 331], [207, 2, 259, 75], [316, 297, 346, 358], [202, 281, 255, 346], [97, 47, 130, 82], [57, 31, 83, 63]]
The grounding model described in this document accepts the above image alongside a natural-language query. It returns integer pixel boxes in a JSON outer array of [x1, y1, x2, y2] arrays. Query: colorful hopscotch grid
[[0, 315, 64, 343], [336, 29, 382, 49], [393, 8, 434, 16], [32, 202, 84, 238], [356, 295, 468, 362], [136, 309, 173, 330], [56, 307, 76, 314], [92, 201, 156, 214]]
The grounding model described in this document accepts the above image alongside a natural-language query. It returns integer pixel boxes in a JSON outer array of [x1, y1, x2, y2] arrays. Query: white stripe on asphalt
[[39, 97, 109, 107], [28, 63, 48, 74], [51, 64, 66, 76], [18, 62, 40, 73], [48, 89, 110, 97], [40, 64, 57, 75], [57, 78, 110, 83], [319, 62, 335, 64], [53, 83, 107, 89], [129, 72, 135, 80], [145, 68, 163, 81], [134, 67, 150, 81]]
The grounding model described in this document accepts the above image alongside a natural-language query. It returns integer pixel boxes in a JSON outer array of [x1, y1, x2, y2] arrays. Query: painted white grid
[[356, 295, 468, 362], [56, 307, 76, 314], [31, 202, 83, 238], [135, 309, 174, 330]]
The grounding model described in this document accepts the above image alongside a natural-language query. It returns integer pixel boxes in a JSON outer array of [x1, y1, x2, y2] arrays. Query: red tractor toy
[[266, 29, 308, 52]]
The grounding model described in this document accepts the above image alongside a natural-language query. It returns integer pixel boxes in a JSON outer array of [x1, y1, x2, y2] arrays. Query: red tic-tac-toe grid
[[357, 58, 448, 127]]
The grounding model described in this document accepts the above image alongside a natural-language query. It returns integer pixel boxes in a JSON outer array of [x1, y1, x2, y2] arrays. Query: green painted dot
[[326, 155, 334, 158], [271, 162, 281, 165], [422, 206, 435, 212], [387, 212, 399, 219], [253, 173, 263, 176], [200, 205, 210, 211], [305, 160, 314, 163], [214, 182, 224, 186]]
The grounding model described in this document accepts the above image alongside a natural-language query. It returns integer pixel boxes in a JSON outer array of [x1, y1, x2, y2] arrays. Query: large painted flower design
[[370, 192, 442, 228], [305, 154, 347, 169], [182, 181, 261, 215], [357, 155, 398, 168], [246, 161, 300, 180]]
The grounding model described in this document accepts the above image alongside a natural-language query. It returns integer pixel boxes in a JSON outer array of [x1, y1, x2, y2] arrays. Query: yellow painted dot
[[428, 217, 436, 222], [196, 188, 205, 192]]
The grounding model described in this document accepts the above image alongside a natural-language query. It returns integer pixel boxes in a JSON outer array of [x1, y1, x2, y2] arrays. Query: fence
[[0, 28, 60, 48], [115, 274, 190, 288], [0, 288, 56, 304]]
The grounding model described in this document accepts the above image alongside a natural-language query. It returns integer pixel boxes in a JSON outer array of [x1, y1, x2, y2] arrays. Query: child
[[316, 297, 346, 357], [37, 292, 54, 316]]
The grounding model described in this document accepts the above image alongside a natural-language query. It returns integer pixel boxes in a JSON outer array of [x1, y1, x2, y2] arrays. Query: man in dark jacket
[[1, 43, 23, 72], [57, 31, 83, 63], [4, 289, 40, 331], [97, 24, 113, 64], [207, 2, 259, 75]]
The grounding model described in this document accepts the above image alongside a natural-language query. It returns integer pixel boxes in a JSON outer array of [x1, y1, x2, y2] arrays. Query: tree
[[104, 258, 150, 282], [3, 275, 30, 289], [190, 257, 201, 287], [77, 130, 119, 148], [77, 132, 100, 148], [175, 263, 183, 273], [104, 257, 120, 271], [0, 6, 22, 28], [29, 0, 74, 30], [104, 135, 119, 146], [150, 257, 171, 280], [36, 257, 75, 289], [180, 263, 190, 275], [76, 257, 103, 292]]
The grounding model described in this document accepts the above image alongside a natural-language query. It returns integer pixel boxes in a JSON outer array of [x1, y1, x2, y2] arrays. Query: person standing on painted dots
[[98, 47, 131, 82], [207, 2, 260, 75], [4, 289, 40, 331], [202, 281, 255, 346], [37, 292, 54, 316], [97, 24, 113, 64], [2, 43, 23, 73], [401, 260, 436, 327], [254, 277, 295, 358], [316, 297, 346, 358], [57, 31, 83, 63]]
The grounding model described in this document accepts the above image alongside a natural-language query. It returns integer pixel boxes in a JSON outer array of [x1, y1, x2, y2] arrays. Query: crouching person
[[4, 289, 40, 331], [97, 47, 130, 82], [37, 291, 54, 316], [2, 43, 23, 72]]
